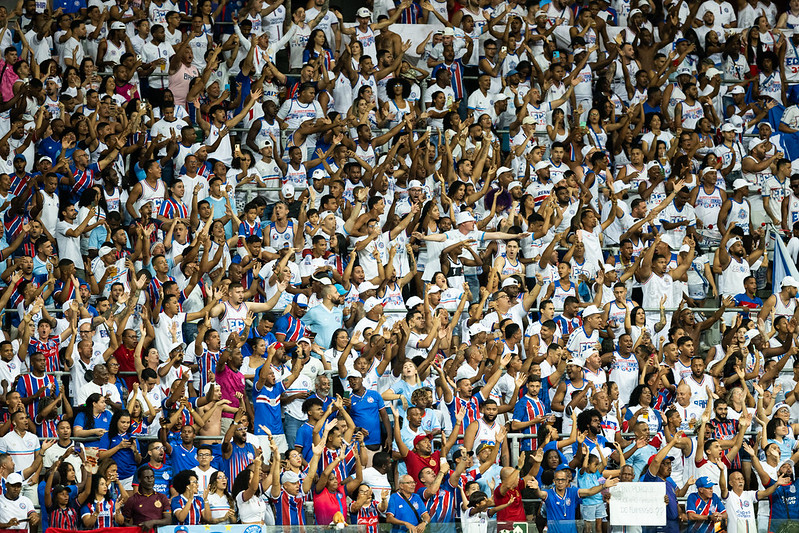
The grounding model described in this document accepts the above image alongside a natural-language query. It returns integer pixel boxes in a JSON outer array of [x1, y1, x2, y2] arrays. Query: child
[[460, 490, 515, 533], [576, 441, 625, 533], [238, 202, 263, 239]]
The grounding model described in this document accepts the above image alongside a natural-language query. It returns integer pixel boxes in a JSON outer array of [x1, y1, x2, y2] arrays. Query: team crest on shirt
[[791, 485, 796, 493], [743, 501, 750, 507], [18, 503, 24, 509], [367, 397, 374, 403], [248, 452, 255, 460], [565, 499, 571, 505], [244, 525, 262, 533]]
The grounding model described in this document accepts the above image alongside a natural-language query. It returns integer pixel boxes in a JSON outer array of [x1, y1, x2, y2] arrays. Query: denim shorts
[[581, 503, 607, 520]]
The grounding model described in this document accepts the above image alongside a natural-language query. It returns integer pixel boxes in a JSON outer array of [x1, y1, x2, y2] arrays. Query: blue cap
[[676, 38, 689, 44], [507, 69, 519, 76], [13, 154, 25, 161], [293, 293, 309, 308], [696, 476, 716, 488], [334, 283, 347, 295], [175, 527, 190, 533]]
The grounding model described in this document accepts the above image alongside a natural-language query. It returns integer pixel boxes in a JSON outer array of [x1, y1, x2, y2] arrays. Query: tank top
[[774, 295, 797, 321], [563, 380, 588, 417], [268, 219, 295, 249], [355, 143, 375, 168], [667, 84, 686, 117], [643, 272, 674, 314], [680, 100, 704, 130], [354, 26, 377, 60], [387, 99, 411, 129], [584, 125, 608, 151], [720, 256, 750, 297], [215, 301, 248, 345], [694, 186, 723, 236], [284, 163, 308, 190], [137, 179, 166, 214], [549, 161, 568, 183], [383, 282, 405, 311], [787, 12, 799, 28], [352, 74, 378, 102], [552, 279, 577, 309], [787, 193, 799, 227], [500, 255, 523, 278], [606, 301, 627, 338], [727, 198, 751, 234], [742, 156, 771, 193], [471, 418, 501, 463], [104, 39, 126, 65]]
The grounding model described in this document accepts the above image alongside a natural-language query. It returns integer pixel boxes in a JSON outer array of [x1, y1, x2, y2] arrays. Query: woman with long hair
[[383, 78, 415, 129], [324, 328, 351, 370], [623, 384, 663, 434], [126, 382, 156, 436], [97, 409, 142, 488], [302, 28, 334, 70], [80, 472, 127, 527], [73, 393, 112, 447], [231, 459, 269, 525], [241, 337, 268, 381], [205, 471, 237, 524]]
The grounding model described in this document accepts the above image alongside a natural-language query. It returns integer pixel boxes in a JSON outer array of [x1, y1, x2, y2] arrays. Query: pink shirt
[[0, 59, 19, 102], [314, 486, 348, 526], [168, 64, 199, 107], [216, 365, 244, 419]]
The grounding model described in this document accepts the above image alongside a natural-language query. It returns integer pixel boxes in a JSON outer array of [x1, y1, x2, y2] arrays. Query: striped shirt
[[81, 499, 117, 528], [418, 477, 457, 523], [271, 489, 307, 525], [158, 197, 189, 220], [50, 505, 78, 529], [513, 395, 547, 451], [28, 335, 61, 372], [171, 494, 205, 524]]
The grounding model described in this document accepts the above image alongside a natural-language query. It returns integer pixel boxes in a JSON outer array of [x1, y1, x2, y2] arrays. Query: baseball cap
[[406, 296, 424, 309], [508, 181, 522, 191], [442, 27, 455, 36], [358, 281, 378, 293], [363, 297, 384, 312], [476, 442, 495, 454], [111, 21, 126, 30], [297, 337, 311, 345], [721, 123, 737, 132], [535, 10, 548, 17], [726, 236, 742, 251], [455, 211, 476, 225], [356, 7, 371, 17], [676, 66, 691, 76], [496, 166, 513, 176], [501, 277, 519, 288], [696, 476, 716, 488], [408, 180, 423, 189], [334, 283, 348, 295], [293, 293, 309, 308], [573, 47, 587, 56], [535, 160, 553, 171], [743, 329, 759, 347], [312, 168, 326, 179], [469, 323, 490, 336], [603, 264, 615, 273], [774, 402, 790, 413], [582, 305, 602, 317], [705, 67, 722, 78], [348, 370, 364, 379], [428, 285, 441, 294], [729, 86, 745, 95], [567, 358, 584, 367], [281, 471, 301, 484], [282, 183, 295, 198], [782, 276, 799, 289], [6, 473, 23, 485], [732, 178, 749, 191], [647, 454, 674, 467], [628, 8, 642, 16], [522, 116, 536, 125], [98, 245, 115, 257], [493, 93, 509, 102], [413, 434, 431, 447]]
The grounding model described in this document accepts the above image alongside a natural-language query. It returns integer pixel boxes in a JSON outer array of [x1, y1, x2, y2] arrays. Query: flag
[[771, 227, 799, 294]]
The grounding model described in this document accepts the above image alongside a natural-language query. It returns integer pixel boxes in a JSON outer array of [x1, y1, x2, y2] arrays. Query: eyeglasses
[[554, 478, 569, 483], [197, 453, 212, 457]]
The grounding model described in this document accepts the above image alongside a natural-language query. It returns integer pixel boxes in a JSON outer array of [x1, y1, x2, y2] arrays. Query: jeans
[[465, 274, 480, 303], [284, 414, 305, 449]]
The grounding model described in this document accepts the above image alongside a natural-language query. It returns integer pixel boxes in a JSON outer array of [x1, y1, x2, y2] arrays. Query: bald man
[[385, 474, 430, 533]]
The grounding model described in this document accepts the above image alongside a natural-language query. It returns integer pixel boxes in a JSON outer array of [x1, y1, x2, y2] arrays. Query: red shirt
[[406, 450, 441, 491], [493, 478, 526, 522], [113, 345, 138, 390]]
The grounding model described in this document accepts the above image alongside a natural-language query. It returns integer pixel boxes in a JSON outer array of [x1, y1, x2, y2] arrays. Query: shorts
[[580, 502, 607, 520]]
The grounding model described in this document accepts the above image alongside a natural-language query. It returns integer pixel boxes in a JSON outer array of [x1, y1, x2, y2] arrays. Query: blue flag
[[771, 227, 799, 294]]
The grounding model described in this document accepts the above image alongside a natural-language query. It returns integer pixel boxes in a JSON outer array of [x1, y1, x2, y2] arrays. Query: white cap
[[282, 183, 295, 198], [319, 210, 335, 220], [676, 66, 691, 76], [363, 297, 384, 312], [281, 471, 301, 483], [629, 8, 642, 16], [705, 67, 722, 78], [356, 7, 371, 17], [782, 276, 799, 289], [582, 305, 602, 318], [726, 236, 743, 251], [258, 139, 272, 150], [567, 358, 584, 367], [442, 27, 455, 36], [502, 277, 519, 287], [508, 181, 522, 191], [603, 263, 615, 273], [730, 114, 744, 133], [98, 246, 115, 257], [406, 296, 424, 309], [573, 48, 587, 56], [522, 116, 536, 125], [535, 10, 548, 17], [312, 168, 326, 179], [743, 328, 759, 347], [535, 160, 552, 171], [358, 281, 378, 293], [111, 21, 126, 30], [408, 179, 423, 189], [729, 86, 745, 95], [493, 93, 509, 102], [469, 323, 490, 336], [297, 337, 312, 344], [496, 166, 513, 176], [6, 473, 23, 485], [732, 178, 749, 191], [721, 123, 737, 132], [455, 211, 476, 225], [348, 370, 364, 379], [428, 285, 441, 294]]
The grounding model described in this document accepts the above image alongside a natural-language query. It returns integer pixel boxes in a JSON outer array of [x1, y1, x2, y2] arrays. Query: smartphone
[[235, 143, 241, 152], [580, 121, 587, 128], [553, 51, 560, 59], [74, 443, 80, 454], [501, 46, 507, 53]]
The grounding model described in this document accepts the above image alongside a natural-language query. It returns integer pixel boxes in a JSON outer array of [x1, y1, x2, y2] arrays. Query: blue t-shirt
[[576, 470, 604, 505], [97, 433, 140, 479], [73, 410, 112, 448], [386, 492, 427, 533], [641, 470, 680, 523], [253, 374, 285, 436], [544, 486, 581, 533], [167, 437, 199, 473], [295, 422, 320, 464], [133, 463, 173, 495], [350, 390, 386, 446], [768, 479, 799, 522], [301, 304, 343, 350]]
